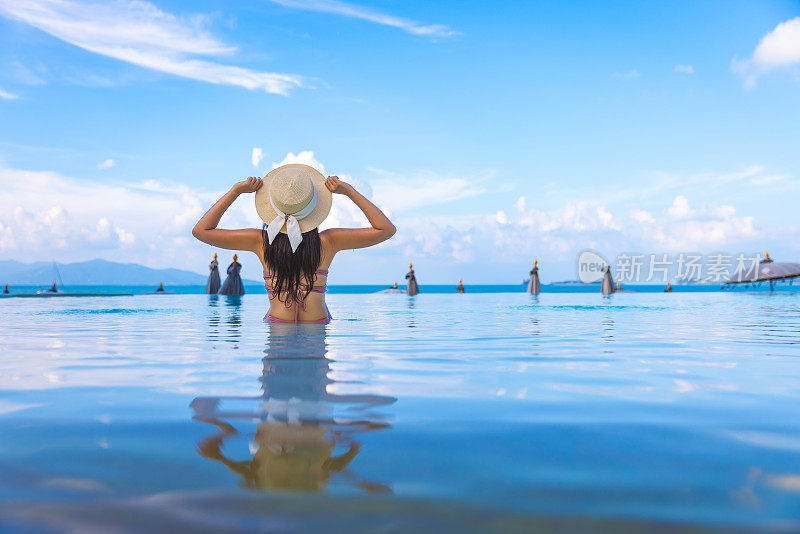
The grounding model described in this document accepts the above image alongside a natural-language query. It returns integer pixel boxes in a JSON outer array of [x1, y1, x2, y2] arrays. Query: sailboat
[[35, 262, 65, 294]]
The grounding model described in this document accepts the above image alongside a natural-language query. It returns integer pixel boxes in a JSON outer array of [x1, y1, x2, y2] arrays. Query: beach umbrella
[[206, 253, 221, 294], [527, 259, 541, 295], [219, 254, 245, 295], [405, 263, 419, 295], [726, 253, 800, 291], [601, 266, 615, 295]]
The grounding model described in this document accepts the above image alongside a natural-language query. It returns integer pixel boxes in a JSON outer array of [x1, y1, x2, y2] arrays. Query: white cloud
[[86, 217, 134, 245], [251, 147, 264, 168], [750, 173, 789, 186], [387, 201, 628, 267], [0, 0, 304, 95], [0, 87, 20, 99], [674, 64, 695, 74], [0, 165, 221, 267], [451, 234, 473, 263], [655, 196, 756, 249], [272, 150, 326, 173], [115, 227, 136, 244], [666, 195, 691, 219], [733, 17, 800, 88], [0, 158, 777, 283], [614, 69, 640, 79], [388, 193, 762, 269], [97, 158, 115, 170], [630, 207, 655, 224], [369, 169, 489, 213], [0, 151, 384, 276], [266, 0, 457, 38]]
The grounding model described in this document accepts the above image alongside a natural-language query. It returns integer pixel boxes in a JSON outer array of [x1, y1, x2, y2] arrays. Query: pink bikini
[[264, 268, 332, 324]]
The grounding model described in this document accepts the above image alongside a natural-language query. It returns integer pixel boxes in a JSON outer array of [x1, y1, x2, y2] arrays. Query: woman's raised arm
[[192, 177, 263, 253], [321, 176, 396, 252]]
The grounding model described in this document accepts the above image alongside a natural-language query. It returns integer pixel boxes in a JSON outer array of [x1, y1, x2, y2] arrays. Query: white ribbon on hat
[[266, 183, 318, 252]]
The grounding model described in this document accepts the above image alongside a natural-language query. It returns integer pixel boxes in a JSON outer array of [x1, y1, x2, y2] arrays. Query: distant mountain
[[0, 259, 259, 285]]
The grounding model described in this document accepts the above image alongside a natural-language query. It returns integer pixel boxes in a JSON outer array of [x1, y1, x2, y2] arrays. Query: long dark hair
[[262, 224, 321, 305]]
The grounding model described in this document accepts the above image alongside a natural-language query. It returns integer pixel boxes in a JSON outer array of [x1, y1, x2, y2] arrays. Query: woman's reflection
[[191, 323, 395, 493]]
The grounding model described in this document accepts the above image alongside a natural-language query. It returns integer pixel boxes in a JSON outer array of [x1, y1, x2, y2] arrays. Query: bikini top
[[263, 269, 328, 298]]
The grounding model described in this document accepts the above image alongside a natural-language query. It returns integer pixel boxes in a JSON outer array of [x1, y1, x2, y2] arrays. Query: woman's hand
[[320, 173, 395, 253], [325, 175, 354, 196], [232, 176, 263, 194]]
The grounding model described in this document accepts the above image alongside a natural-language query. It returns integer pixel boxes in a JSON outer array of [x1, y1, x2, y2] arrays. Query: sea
[[1, 286, 800, 532], [3, 281, 799, 295]]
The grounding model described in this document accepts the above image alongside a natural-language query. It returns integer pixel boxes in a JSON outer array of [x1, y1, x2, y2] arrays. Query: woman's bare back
[[262, 233, 334, 322]]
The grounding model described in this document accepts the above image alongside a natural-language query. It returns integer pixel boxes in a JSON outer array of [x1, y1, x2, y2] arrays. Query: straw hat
[[255, 164, 332, 234]]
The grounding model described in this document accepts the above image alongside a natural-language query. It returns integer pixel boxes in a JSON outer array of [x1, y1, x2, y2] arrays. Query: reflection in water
[[601, 315, 615, 351], [191, 324, 396, 493], [207, 295, 242, 346]]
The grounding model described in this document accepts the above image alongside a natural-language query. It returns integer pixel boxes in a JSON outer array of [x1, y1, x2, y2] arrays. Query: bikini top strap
[[264, 268, 328, 278]]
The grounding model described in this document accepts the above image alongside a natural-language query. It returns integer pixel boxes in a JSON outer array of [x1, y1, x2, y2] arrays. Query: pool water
[[1, 292, 799, 532]]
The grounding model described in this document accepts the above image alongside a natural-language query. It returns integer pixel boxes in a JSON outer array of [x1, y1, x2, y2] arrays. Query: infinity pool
[[1, 292, 799, 532]]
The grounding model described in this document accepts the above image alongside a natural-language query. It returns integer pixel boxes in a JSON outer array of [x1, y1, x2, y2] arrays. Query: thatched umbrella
[[727, 252, 800, 291], [601, 265, 615, 295], [527, 259, 541, 295], [206, 253, 221, 294], [405, 263, 419, 295], [219, 254, 245, 295]]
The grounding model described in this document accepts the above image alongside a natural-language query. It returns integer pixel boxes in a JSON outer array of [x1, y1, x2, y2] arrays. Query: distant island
[[0, 259, 261, 285]]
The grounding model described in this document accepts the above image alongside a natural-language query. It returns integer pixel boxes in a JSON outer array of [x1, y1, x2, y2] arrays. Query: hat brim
[[254, 164, 332, 234]]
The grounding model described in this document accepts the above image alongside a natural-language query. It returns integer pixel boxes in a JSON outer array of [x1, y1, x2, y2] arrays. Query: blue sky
[[1, 0, 799, 284]]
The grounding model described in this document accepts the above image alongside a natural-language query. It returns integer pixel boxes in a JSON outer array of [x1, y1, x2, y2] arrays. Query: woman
[[192, 164, 395, 323]]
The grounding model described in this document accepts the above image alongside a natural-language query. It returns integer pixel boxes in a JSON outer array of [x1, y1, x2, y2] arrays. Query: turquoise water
[[4, 281, 799, 295], [1, 291, 800, 532]]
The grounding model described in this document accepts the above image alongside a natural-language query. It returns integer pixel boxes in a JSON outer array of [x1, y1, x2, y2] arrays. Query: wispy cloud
[[732, 17, 800, 88], [97, 158, 114, 170], [541, 165, 797, 208], [0, 87, 20, 100], [674, 64, 694, 74], [267, 0, 457, 38], [0, 0, 304, 95], [613, 69, 640, 80], [370, 169, 491, 213]]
